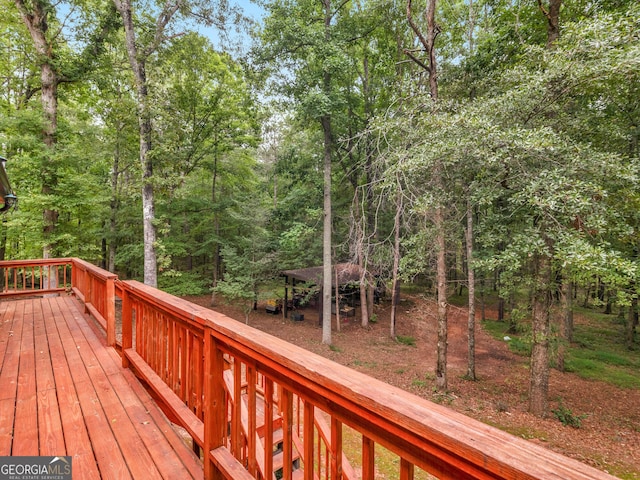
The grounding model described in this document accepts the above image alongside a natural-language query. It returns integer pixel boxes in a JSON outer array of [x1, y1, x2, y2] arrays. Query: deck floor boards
[[0, 295, 203, 480]]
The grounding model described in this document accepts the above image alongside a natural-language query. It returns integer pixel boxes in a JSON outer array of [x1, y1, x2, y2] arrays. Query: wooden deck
[[0, 294, 203, 480]]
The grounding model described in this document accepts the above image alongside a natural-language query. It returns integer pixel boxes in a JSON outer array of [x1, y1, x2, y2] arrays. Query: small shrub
[[552, 400, 587, 428], [396, 335, 416, 347], [329, 344, 343, 353]]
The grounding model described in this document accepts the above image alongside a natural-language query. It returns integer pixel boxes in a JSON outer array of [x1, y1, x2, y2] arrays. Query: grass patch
[[566, 307, 640, 389], [481, 307, 640, 389], [482, 320, 531, 356], [341, 424, 435, 479], [396, 335, 416, 347], [329, 344, 342, 353], [352, 359, 378, 369]]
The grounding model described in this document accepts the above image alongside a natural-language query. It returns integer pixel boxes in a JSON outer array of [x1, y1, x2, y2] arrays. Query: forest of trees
[[1, 0, 638, 417]]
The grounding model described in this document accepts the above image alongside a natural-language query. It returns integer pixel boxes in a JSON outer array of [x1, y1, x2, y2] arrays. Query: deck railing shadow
[[0, 258, 616, 480]]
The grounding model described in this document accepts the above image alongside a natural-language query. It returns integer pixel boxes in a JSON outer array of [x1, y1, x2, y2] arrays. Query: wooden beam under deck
[[0, 295, 203, 480]]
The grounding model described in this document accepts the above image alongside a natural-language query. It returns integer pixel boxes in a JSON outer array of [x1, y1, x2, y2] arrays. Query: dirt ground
[[185, 294, 640, 478]]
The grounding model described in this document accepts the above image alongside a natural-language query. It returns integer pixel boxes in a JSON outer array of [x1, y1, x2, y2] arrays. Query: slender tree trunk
[[390, 190, 402, 339], [435, 203, 448, 391], [14, 0, 59, 261], [557, 278, 574, 371], [358, 258, 369, 328], [466, 200, 476, 381], [322, 112, 333, 345], [321, 0, 333, 345], [114, 0, 158, 286], [108, 138, 121, 273], [211, 149, 220, 306], [529, 251, 552, 417], [627, 296, 638, 349], [335, 268, 341, 332], [407, 0, 446, 390], [354, 189, 369, 327]]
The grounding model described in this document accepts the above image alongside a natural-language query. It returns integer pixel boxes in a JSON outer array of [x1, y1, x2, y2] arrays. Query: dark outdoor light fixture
[[0, 156, 17, 212]]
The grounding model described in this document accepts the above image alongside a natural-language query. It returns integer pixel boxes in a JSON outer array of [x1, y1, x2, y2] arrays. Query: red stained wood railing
[[115, 277, 617, 480], [0, 258, 71, 297], [0, 259, 618, 480], [71, 258, 117, 346]]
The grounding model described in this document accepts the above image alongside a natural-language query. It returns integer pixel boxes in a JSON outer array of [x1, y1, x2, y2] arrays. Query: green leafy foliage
[[552, 399, 587, 428]]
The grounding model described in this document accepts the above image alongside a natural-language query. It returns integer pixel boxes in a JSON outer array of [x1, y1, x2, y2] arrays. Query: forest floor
[[184, 293, 640, 479]]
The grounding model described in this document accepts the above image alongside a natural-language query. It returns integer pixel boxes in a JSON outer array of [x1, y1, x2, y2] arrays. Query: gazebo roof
[[282, 263, 363, 286]]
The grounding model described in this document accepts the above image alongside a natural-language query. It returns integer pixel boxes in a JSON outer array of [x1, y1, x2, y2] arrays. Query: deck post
[[362, 436, 375, 480], [121, 286, 132, 368], [106, 276, 116, 346]]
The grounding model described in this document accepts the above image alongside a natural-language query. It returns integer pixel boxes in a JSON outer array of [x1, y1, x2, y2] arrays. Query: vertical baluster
[[185, 330, 193, 408], [323, 440, 329, 480], [121, 288, 132, 368], [180, 325, 188, 402], [106, 275, 116, 347], [203, 329, 225, 480], [247, 364, 257, 476], [331, 418, 342, 479], [232, 361, 242, 459], [304, 401, 314, 480], [362, 436, 375, 480], [400, 458, 414, 480], [264, 378, 274, 480], [282, 389, 293, 480], [316, 428, 322, 479], [135, 300, 142, 355], [168, 319, 176, 391], [194, 333, 203, 418]]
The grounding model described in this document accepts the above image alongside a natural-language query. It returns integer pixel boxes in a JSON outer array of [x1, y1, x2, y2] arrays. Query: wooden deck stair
[[223, 369, 304, 480]]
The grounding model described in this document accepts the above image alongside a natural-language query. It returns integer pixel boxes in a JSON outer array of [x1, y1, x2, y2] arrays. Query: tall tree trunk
[[114, 0, 158, 286], [211, 148, 220, 306], [538, 0, 562, 48], [14, 0, 59, 260], [557, 278, 574, 371], [390, 189, 402, 339], [113, 0, 181, 287], [354, 188, 369, 327], [321, 112, 333, 345], [108, 137, 121, 273], [529, 251, 552, 417], [435, 203, 448, 391], [466, 199, 476, 381], [321, 0, 333, 345], [406, 0, 445, 390]]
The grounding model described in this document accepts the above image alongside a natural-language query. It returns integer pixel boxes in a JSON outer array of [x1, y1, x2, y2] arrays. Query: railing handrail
[[72, 257, 118, 281], [0, 258, 72, 267]]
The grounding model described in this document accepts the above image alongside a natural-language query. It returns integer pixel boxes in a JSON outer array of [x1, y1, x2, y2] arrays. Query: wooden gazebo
[[281, 263, 363, 321]]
